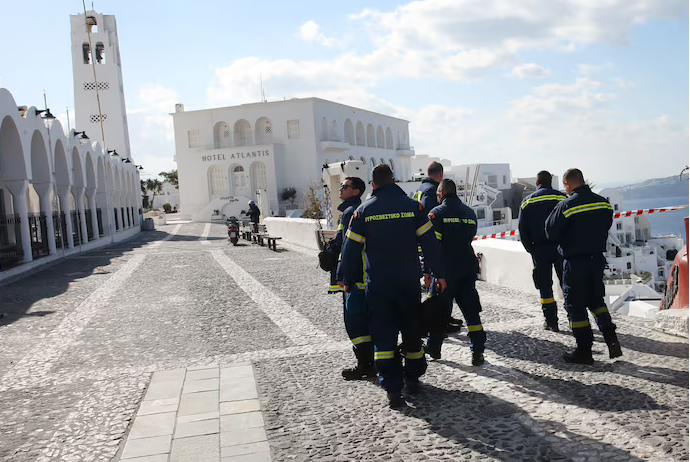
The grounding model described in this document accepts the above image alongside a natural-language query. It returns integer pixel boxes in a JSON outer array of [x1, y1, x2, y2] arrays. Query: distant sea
[[623, 195, 689, 239]]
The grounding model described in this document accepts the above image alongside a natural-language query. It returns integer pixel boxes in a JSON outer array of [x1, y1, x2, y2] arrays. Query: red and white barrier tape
[[472, 204, 689, 241]]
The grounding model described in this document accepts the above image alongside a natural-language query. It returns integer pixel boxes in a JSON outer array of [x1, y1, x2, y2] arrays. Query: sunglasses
[[339, 184, 353, 190]]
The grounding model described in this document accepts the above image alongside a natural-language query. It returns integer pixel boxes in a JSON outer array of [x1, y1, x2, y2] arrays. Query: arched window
[[232, 165, 248, 196], [366, 124, 375, 147], [344, 119, 355, 145], [213, 121, 231, 148], [82, 43, 91, 64], [234, 119, 252, 146], [385, 128, 394, 149], [255, 117, 272, 145], [376, 126, 385, 148], [356, 122, 365, 146], [208, 165, 227, 198], [251, 162, 268, 191], [95, 42, 105, 64]]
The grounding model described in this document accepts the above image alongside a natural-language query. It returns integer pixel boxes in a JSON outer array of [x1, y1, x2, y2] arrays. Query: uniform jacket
[[413, 177, 439, 215], [545, 185, 613, 258], [341, 183, 444, 290], [427, 195, 478, 279], [518, 185, 567, 253], [332, 196, 363, 289]]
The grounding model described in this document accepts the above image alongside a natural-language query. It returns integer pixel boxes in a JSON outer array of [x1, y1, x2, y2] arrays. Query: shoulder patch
[[353, 210, 358, 218], [428, 212, 436, 219]]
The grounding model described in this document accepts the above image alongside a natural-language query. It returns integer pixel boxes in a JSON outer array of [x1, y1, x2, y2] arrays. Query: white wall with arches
[[0, 87, 141, 278]]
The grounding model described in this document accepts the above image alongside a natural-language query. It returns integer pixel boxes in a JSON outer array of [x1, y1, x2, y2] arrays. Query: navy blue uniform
[[341, 183, 444, 393], [413, 177, 439, 215], [518, 185, 567, 326], [427, 195, 485, 355], [328, 196, 371, 359], [545, 185, 615, 352]]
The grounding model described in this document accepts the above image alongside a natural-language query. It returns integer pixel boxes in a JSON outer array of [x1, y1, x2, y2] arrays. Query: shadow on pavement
[[485, 331, 688, 389], [404, 384, 646, 461], [0, 229, 165, 328], [615, 331, 689, 359]]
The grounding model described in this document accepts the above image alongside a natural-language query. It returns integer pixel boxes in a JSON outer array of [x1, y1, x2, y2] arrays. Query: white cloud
[[299, 21, 336, 47], [509, 63, 549, 79], [578, 63, 613, 75], [126, 84, 179, 178]]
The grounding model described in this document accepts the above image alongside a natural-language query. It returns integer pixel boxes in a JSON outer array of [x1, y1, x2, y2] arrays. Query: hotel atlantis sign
[[201, 149, 271, 162]]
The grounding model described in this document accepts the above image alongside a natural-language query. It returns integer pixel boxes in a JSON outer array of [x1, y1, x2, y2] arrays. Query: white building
[[151, 181, 180, 211], [171, 98, 415, 222], [0, 10, 140, 280], [410, 154, 451, 180]]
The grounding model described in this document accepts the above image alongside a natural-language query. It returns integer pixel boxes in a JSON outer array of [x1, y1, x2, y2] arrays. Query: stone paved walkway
[[0, 222, 687, 461]]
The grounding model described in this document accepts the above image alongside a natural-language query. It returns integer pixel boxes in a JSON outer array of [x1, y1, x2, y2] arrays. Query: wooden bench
[[250, 224, 282, 251]]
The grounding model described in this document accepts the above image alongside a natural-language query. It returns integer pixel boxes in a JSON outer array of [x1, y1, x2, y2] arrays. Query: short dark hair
[[563, 168, 585, 184], [536, 170, 552, 187], [427, 161, 444, 177], [372, 164, 394, 186], [345, 176, 366, 197], [439, 179, 457, 196]]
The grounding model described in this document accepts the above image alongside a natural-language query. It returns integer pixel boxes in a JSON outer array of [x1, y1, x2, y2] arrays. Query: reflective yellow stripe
[[346, 229, 366, 243], [329, 285, 344, 292], [521, 195, 566, 209], [541, 297, 555, 304], [563, 202, 612, 218], [591, 306, 609, 315], [435, 231, 443, 240], [374, 350, 395, 360], [404, 349, 425, 360], [417, 245, 422, 253], [337, 223, 344, 231], [351, 335, 372, 346], [416, 220, 432, 236], [467, 324, 483, 332], [570, 320, 591, 328], [413, 191, 422, 202], [356, 282, 366, 290]]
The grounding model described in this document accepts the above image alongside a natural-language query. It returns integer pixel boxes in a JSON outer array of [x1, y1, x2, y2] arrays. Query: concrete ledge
[[263, 218, 327, 251], [473, 239, 562, 299], [653, 309, 689, 338]]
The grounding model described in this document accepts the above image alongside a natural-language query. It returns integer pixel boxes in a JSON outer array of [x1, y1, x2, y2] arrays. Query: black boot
[[403, 377, 420, 395], [449, 316, 464, 327], [472, 351, 485, 366], [602, 329, 623, 359], [445, 323, 462, 334], [387, 392, 404, 408], [543, 321, 560, 332], [342, 347, 376, 380], [563, 348, 594, 365]]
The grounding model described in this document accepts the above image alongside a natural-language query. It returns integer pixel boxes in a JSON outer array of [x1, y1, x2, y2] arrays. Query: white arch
[[376, 126, 385, 148], [366, 124, 375, 148], [344, 119, 355, 145], [234, 119, 252, 147], [213, 121, 231, 148], [255, 117, 272, 145], [356, 122, 365, 146]]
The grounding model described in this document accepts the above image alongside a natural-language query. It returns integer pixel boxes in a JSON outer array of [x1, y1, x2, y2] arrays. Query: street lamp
[[108, 150, 119, 157], [74, 131, 89, 140], [35, 108, 55, 120]]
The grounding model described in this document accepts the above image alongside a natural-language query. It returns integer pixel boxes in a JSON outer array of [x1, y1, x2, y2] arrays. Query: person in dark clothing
[[518, 171, 567, 331], [426, 179, 485, 366], [545, 168, 622, 364], [341, 164, 446, 408], [328, 177, 374, 380], [246, 201, 260, 232], [415, 161, 464, 332]]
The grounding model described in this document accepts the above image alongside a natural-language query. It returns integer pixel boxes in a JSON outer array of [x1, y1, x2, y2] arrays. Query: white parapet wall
[[472, 239, 562, 300], [264, 217, 328, 250]]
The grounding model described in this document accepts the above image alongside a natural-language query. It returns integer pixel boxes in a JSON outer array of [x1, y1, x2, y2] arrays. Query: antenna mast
[[260, 73, 266, 102]]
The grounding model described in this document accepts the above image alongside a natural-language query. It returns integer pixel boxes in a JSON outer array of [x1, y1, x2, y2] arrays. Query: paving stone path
[[0, 222, 687, 461]]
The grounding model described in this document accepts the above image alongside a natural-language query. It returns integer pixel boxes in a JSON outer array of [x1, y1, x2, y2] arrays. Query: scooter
[[226, 217, 239, 246]]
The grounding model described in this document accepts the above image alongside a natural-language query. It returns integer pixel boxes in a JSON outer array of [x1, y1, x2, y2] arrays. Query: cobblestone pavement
[[0, 223, 687, 461]]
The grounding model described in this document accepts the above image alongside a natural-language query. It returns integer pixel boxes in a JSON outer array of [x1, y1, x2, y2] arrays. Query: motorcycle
[[226, 216, 239, 246]]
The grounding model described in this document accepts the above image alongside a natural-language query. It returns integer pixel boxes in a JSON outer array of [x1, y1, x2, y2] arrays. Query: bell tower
[[70, 10, 132, 160]]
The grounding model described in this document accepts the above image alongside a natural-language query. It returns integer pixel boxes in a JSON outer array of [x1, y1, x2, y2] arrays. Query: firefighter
[[518, 171, 567, 331], [426, 179, 485, 366], [341, 164, 446, 408], [331, 177, 375, 380], [545, 168, 623, 364], [415, 161, 463, 332]]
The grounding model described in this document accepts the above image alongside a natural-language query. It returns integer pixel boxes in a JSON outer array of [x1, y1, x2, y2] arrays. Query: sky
[[0, 0, 688, 188]]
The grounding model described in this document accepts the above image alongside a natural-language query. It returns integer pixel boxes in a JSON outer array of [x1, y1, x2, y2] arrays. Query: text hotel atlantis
[[171, 98, 416, 222]]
